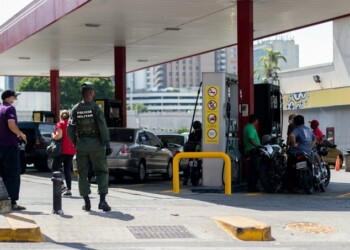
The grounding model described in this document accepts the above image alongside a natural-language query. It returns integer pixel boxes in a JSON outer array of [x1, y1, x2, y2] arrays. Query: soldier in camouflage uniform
[[67, 83, 112, 212]]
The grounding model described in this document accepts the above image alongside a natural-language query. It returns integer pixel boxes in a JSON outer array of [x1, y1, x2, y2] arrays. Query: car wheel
[[135, 161, 146, 182], [34, 155, 51, 172], [162, 160, 173, 180], [47, 155, 54, 171], [113, 173, 124, 182]]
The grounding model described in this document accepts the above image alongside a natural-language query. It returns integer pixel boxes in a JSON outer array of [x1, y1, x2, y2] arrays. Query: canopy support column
[[114, 46, 127, 127], [237, 0, 254, 137], [50, 70, 60, 123]]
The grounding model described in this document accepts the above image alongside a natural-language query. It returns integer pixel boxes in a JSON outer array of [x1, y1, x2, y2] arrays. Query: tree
[[17, 77, 50, 91], [131, 103, 148, 113], [81, 78, 114, 99], [255, 48, 287, 83], [17, 77, 115, 109]]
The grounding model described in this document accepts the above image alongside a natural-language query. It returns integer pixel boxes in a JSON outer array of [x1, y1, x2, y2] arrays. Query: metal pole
[[189, 82, 203, 132], [51, 171, 64, 215]]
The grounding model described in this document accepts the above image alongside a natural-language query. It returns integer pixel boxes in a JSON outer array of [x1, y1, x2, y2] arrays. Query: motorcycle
[[183, 140, 202, 186], [287, 145, 329, 194], [188, 158, 202, 186], [251, 136, 286, 193], [316, 143, 331, 187]]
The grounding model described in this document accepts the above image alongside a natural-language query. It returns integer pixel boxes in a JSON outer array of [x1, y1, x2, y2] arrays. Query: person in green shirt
[[243, 114, 261, 192]]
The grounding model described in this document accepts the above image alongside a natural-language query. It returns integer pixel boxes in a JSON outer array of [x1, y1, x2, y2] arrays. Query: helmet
[[192, 120, 202, 130], [309, 120, 319, 129]]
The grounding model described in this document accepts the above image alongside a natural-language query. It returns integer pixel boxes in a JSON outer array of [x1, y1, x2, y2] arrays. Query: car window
[[137, 132, 150, 145], [110, 129, 134, 142], [157, 135, 185, 146], [147, 132, 163, 147], [39, 124, 55, 138]]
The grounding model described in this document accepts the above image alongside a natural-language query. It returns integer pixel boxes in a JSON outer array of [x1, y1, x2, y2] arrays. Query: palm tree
[[255, 48, 287, 83]]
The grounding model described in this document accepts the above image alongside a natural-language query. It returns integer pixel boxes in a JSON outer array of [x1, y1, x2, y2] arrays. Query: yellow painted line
[[245, 193, 261, 196], [337, 193, 350, 198], [215, 216, 272, 241], [0, 213, 42, 242]]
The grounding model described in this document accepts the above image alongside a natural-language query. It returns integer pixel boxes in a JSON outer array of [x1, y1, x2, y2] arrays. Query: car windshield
[[157, 135, 185, 146], [39, 124, 55, 138], [110, 129, 134, 142]]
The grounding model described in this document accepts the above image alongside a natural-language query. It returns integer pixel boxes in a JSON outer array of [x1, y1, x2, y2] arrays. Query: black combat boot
[[82, 195, 91, 211], [98, 194, 111, 212]]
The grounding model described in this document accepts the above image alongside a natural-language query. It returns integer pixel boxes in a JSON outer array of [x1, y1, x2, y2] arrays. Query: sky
[[280, 22, 333, 67], [0, 0, 33, 25], [0, 1, 333, 71]]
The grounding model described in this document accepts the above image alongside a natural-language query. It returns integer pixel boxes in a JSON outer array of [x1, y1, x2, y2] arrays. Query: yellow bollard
[[173, 152, 231, 195]]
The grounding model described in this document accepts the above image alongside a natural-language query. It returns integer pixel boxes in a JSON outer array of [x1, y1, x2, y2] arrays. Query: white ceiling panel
[[1, 0, 350, 77]]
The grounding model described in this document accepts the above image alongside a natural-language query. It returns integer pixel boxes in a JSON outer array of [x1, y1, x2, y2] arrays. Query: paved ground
[[0, 169, 349, 249]]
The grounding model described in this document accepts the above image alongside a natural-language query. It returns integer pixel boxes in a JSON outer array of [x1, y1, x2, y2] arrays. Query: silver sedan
[[107, 128, 173, 182]]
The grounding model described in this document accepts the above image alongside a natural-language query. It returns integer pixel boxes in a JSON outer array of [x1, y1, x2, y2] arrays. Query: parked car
[[155, 133, 188, 156], [18, 121, 55, 172], [320, 140, 344, 168], [155, 132, 189, 171], [107, 128, 173, 182]]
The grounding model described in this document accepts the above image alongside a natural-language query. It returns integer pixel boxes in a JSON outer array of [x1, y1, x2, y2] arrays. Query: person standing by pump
[[243, 114, 261, 192], [182, 120, 202, 186], [309, 119, 324, 143], [0, 90, 27, 210], [286, 114, 296, 150], [51, 110, 76, 196], [67, 83, 112, 212]]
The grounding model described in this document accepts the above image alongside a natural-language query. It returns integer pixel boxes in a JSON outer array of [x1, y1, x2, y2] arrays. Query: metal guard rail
[[173, 152, 231, 195]]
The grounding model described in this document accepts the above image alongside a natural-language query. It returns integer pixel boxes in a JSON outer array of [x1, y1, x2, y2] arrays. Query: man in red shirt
[[309, 119, 324, 143]]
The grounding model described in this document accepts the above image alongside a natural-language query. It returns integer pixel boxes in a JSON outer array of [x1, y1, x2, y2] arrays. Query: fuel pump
[[32, 111, 55, 123], [95, 99, 123, 127], [201, 73, 240, 187], [254, 83, 282, 139]]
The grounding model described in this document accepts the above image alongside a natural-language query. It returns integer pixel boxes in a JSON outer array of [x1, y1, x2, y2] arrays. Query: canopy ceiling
[[0, 0, 350, 77]]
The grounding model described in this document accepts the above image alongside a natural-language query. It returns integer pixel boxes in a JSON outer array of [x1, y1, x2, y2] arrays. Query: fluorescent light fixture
[[84, 23, 100, 28], [18, 56, 30, 60], [79, 59, 91, 61], [164, 27, 181, 31]]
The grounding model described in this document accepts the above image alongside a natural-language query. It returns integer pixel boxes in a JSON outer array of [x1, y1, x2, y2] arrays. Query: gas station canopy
[[1, 0, 350, 77]]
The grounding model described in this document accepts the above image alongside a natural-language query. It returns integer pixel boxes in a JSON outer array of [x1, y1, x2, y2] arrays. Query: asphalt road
[[6, 166, 350, 250]]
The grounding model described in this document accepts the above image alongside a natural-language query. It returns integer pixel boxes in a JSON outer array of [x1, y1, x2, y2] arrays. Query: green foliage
[[17, 77, 115, 109], [255, 48, 287, 83], [17, 77, 50, 91], [130, 103, 148, 113], [81, 78, 114, 99]]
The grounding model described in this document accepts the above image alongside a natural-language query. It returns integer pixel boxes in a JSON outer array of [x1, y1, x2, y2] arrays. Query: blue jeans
[[0, 145, 20, 202]]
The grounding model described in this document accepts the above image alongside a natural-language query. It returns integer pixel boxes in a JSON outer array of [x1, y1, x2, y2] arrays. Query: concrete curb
[[214, 216, 272, 241], [0, 213, 42, 242]]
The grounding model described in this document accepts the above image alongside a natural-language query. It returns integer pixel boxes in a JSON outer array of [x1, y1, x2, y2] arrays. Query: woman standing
[[51, 110, 76, 196]]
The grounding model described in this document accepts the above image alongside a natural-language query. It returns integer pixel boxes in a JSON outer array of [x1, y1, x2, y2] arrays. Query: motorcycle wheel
[[259, 161, 280, 193], [325, 165, 331, 187], [301, 168, 314, 194], [319, 182, 326, 192], [190, 160, 201, 186]]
